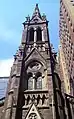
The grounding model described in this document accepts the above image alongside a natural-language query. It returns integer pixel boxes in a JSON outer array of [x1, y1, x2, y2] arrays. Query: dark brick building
[[0, 3, 74, 119]]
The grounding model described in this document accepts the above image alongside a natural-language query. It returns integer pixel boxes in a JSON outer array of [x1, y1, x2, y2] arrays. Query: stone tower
[[0, 4, 72, 119]]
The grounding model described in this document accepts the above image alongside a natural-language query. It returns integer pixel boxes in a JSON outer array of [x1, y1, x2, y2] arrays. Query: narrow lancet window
[[37, 27, 42, 41], [36, 72, 42, 89], [28, 73, 33, 90], [29, 27, 34, 42]]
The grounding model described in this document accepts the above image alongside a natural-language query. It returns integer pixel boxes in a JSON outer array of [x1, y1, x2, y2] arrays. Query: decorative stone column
[[69, 99, 74, 119], [33, 74, 36, 90], [5, 91, 14, 119], [42, 29, 45, 42], [34, 28, 37, 47], [42, 28, 45, 51]]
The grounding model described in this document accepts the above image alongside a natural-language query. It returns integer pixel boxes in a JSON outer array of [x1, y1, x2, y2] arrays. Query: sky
[[0, 0, 60, 77]]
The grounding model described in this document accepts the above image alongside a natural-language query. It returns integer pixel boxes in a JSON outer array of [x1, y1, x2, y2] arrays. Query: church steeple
[[32, 4, 41, 19], [0, 4, 68, 119], [22, 4, 48, 46]]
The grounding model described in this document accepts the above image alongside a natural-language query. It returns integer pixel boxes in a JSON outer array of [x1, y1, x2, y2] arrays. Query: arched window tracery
[[36, 27, 42, 41], [26, 61, 43, 90], [29, 27, 34, 42]]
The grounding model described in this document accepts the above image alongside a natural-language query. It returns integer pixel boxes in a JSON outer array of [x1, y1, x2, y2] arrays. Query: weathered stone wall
[[0, 105, 4, 119]]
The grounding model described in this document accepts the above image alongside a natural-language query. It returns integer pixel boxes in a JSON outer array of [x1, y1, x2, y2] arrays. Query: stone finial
[[42, 13, 47, 21], [32, 4, 41, 18], [26, 15, 30, 22]]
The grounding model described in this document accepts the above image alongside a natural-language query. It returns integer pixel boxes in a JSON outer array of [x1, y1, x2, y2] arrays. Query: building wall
[[59, 0, 74, 95], [0, 105, 4, 119], [58, 46, 70, 94]]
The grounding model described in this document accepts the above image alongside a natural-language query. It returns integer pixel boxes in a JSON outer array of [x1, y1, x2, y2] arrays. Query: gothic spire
[[32, 4, 41, 19]]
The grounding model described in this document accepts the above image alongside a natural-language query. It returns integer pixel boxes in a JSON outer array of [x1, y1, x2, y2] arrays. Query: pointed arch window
[[26, 61, 43, 90], [37, 27, 42, 41], [27, 72, 42, 90], [36, 72, 42, 89], [29, 27, 34, 42], [28, 72, 33, 90]]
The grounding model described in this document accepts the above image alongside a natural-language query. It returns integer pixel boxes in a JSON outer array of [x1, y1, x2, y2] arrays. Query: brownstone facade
[[0, 3, 74, 119], [59, 0, 74, 96]]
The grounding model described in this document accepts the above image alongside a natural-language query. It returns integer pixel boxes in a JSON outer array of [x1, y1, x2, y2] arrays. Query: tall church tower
[[1, 4, 68, 119]]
